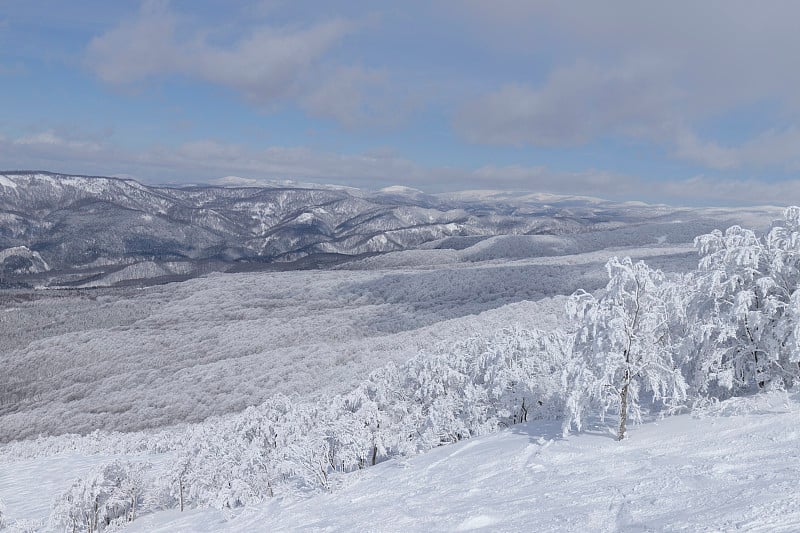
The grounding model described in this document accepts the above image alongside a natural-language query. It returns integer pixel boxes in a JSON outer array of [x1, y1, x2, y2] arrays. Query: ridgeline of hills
[[0, 171, 725, 288]]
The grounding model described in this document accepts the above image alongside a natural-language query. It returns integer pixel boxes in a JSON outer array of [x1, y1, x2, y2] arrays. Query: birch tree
[[564, 257, 686, 440]]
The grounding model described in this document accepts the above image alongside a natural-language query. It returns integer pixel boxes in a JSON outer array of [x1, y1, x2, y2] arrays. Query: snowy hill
[[0, 240, 697, 442], [129, 391, 800, 532], [2, 391, 798, 532], [0, 171, 782, 287]]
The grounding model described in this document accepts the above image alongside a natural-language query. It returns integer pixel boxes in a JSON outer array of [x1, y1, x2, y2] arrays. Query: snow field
[[117, 391, 800, 532]]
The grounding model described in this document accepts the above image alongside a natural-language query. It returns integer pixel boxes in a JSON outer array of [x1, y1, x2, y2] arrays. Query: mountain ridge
[[0, 170, 753, 288]]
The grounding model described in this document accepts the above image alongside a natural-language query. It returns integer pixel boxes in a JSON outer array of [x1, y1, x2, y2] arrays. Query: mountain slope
[[0, 170, 770, 288], [128, 391, 800, 532], [3, 391, 792, 532]]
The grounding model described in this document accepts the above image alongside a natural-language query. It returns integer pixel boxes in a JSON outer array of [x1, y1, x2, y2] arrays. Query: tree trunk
[[754, 351, 766, 389], [179, 477, 184, 512], [618, 381, 629, 441]]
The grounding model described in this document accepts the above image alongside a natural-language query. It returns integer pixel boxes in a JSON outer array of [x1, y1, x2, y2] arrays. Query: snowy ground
[[3, 391, 797, 532], [128, 391, 800, 533]]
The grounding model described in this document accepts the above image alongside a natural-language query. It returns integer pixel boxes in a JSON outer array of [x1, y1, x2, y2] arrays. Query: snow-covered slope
[[3, 206, 800, 532], [132, 392, 800, 532], [0, 246, 49, 275], [3, 391, 797, 532], [0, 171, 782, 287], [0, 239, 694, 442]]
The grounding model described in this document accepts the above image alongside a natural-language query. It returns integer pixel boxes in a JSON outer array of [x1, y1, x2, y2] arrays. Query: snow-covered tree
[[482, 327, 571, 424], [362, 363, 421, 459], [327, 387, 387, 469], [49, 461, 152, 533], [689, 209, 800, 394], [564, 257, 686, 440], [692, 225, 771, 391], [173, 423, 266, 508]]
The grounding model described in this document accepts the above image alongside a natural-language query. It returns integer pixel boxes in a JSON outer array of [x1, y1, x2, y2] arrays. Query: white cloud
[[455, 54, 800, 172], [85, 0, 354, 106], [301, 66, 416, 129], [673, 127, 800, 171], [1, 130, 424, 187], [455, 59, 680, 146], [83, 1, 421, 128], [6, 129, 800, 205], [14, 130, 104, 152], [470, 166, 800, 206], [653, 175, 800, 206], [672, 132, 739, 170], [450, 1, 800, 169], [470, 164, 640, 197], [735, 127, 800, 169], [84, 0, 179, 85]]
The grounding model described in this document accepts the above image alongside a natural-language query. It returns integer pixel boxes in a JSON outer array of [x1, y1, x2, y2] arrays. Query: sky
[[2, 0, 800, 204]]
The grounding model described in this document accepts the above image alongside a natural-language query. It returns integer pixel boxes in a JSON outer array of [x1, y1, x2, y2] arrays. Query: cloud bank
[[3, 130, 799, 205]]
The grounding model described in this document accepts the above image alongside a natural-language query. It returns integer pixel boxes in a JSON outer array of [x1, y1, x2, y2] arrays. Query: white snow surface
[[1, 207, 799, 531], [140, 391, 800, 532], [4, 391, 795, 532]]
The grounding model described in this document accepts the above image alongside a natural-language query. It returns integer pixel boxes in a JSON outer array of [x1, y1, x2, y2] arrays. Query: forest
[[4, 208, 796, 532]]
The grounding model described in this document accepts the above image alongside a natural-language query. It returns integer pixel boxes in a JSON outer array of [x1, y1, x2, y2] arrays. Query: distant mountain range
[[0, 171, 758, 288]]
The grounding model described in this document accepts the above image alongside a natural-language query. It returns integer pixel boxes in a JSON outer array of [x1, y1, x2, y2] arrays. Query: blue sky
[[2, 0, 800, 204]]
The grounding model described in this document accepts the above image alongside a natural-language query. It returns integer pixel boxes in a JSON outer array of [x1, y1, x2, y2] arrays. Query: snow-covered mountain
[[1, 187, 797, 531], [0, 170, 737, 288]]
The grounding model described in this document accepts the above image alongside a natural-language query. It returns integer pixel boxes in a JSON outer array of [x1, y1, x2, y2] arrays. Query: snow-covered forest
[[3, 208, 800, 531]]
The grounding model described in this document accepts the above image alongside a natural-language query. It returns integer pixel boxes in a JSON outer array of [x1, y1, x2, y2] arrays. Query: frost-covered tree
[[690, 209, 800, 393], [172, 422, 268, 508], [328, 387, 387, 469], [362, 363, 421, 459], [404, 351, 479, 447], [564, 257, 686, 440], [49, 461, 152, 533], [751, 207, 800, 386], [693, 225, 772, 391], [167, 453, 193, 512], [482, 327, 571, 424]]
